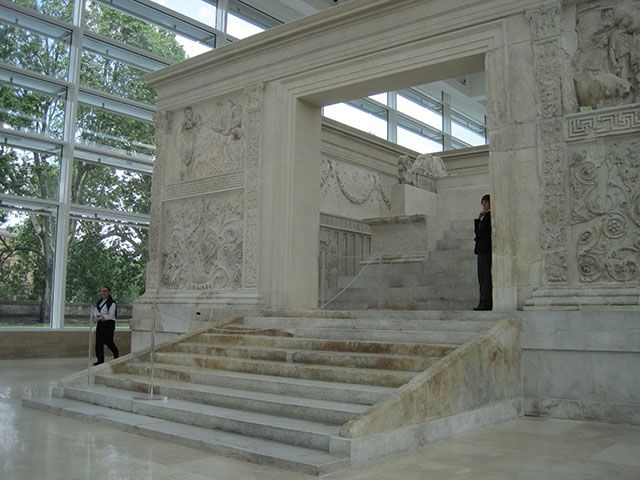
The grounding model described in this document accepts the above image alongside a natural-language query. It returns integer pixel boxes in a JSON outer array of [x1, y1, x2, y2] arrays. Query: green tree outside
[[0, 0, 187, 324]]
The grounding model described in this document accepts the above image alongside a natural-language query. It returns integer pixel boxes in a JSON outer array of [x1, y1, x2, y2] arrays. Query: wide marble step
[[199, 333, 457, 357], [144, 352, 416, 387], [325, 300, 475, 310], [287, 328, 477, 344], [170, 342, 437, 372], [95, 373, 368, 424], [340, 310, 506, 320], [334, 285, 477, 302], [242, 316, 492, 332], [121, 363, 393, 405], [23, 396, 349, 476], [62, 385, 346, 452]]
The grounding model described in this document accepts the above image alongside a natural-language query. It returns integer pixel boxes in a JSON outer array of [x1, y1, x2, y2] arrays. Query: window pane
[[368, 93, 387, 105], [85, 1, 188, 63], [0, 84, 65, 139], [76, 103, 155, 157], [397, 94, 442, 130], [72, 160, 151, 215], [81, 50, 156, 104], [7, 0, 73, 22], [0, 210, 56, 327], [175, 34, 213, 58], [227, 13, 264, 39], [1, 146, 60, 200], [65, 219, 147, 327], [323, 103, 387, 140], [0, 23, 70, 80], [452, 122, 486, 146], [397, 127, 442, 153], [149, 0, 217, 29]]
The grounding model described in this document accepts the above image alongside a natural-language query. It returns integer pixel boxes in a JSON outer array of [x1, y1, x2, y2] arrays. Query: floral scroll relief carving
[[321, 159, 391, 209], [160, 191, 244, 290], [178, 97, 245, 181], [570, 141, 640, 283], [528, 2, 570, 283]]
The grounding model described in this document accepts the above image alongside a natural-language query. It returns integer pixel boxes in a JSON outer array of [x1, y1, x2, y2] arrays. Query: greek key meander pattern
[[567, 106, 640, 141], [162, 172, 244, 201]]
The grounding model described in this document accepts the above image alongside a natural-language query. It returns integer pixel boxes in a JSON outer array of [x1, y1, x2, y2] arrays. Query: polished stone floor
[[2, 358, 639, 480]]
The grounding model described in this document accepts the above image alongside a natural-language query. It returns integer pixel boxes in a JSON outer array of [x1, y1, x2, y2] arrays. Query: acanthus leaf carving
[[526, 3, 562, 40], [160, 191, 244, 291], [569, 139, 640, 283]]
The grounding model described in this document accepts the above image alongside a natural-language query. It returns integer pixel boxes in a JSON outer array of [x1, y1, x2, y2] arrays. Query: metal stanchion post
[[86, 309, 95, 387], [134, 303, 167, 401], [320, 250, 326, 308], [378, 252, 383, 310]]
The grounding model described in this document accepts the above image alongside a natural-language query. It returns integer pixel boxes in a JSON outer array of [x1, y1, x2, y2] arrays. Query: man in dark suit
[[474, 194, 492, 310], [94, 286, 119, 365]]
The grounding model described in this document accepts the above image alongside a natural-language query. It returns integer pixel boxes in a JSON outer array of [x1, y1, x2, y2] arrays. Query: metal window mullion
[[216, 0, 228, 45], [387, 91, 397, 144], [51, 0, 85, 329], [441, 91, 451, 151]]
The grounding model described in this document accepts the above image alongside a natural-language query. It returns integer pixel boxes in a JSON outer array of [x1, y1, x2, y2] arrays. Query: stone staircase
[[330, 220, 478, 310], [23, 311, 517, 476]]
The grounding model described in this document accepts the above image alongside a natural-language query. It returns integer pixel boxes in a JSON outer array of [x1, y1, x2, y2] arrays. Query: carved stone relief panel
[[569, 137, 640, 283], [572, 1, 640, 109], [160, 190, 244, 290], [321, 158, 391, 213], [164, 93, 247, 185]]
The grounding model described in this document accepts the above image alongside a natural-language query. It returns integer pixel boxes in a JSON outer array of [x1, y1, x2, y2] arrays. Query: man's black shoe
[[473, 306, 492, 311], [93, 361, 103, 366]]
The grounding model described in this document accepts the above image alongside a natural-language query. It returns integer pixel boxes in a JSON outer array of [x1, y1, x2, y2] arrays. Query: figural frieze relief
[[160, 191, 244, 290], [177, 96, 245, 182], [397, 154, 447, 186], [572, 1, 640, 109], [569, 140, 640, 283], [321, 159, 391, 209]]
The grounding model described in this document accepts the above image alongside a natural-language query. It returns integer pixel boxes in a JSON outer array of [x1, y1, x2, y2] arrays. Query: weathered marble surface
[[340, 318, 522, 438]]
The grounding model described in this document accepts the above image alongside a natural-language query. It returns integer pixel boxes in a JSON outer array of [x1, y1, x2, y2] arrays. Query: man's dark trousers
[[477, 254, 492, 309], [95, 320, 119, 363]]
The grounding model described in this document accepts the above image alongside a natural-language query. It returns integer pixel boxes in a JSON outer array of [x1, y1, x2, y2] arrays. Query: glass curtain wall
[[0, 0, 267, 328], [1, 0, 486, 327], [323, 88, 487, 154]]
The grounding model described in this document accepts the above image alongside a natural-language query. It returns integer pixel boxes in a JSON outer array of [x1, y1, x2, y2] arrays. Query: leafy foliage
[[0, 1, 187, 320]]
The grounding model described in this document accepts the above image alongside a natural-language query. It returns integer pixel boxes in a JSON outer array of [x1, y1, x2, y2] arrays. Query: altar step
[[24, 314, 498, 476], [331, 220, 479, 310]]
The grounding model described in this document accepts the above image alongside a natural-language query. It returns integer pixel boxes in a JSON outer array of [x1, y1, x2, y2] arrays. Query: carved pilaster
[[527, 2, 570, 283], [146, 110, 172, 291], [242, 83, 264, 287]]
